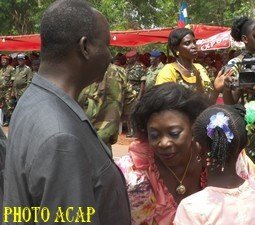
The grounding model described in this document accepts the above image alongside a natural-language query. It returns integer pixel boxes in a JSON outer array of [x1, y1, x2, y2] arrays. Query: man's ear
[[241, 35, 248, 44], [79, 36, 89, 60]]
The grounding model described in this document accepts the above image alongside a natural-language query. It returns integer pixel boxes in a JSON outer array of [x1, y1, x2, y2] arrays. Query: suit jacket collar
[[32, 74, 88, 122], [31, 74, 113, 157]]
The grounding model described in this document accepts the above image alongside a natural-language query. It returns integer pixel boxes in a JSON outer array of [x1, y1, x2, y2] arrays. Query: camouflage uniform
[[124, 62, 146, 137], [126, 62, 146, 95], [79, 64, 136, 148], [12, 65, 32, 100], [204, 65, 217, 83], [0, 65, 15, 123], [143, 62, 164, 91]]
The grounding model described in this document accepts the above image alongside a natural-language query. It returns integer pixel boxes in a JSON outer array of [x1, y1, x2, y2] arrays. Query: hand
[[214, 68, 234, 92]]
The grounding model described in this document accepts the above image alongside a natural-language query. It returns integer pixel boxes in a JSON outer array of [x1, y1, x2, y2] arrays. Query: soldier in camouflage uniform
[[0, 55, 15, 125], [12, 54, 32, 100], [79, 63, 136, 149], [141, 50, 164, 92], [125, 51, 146, 95], [124, 51, 146, 137]]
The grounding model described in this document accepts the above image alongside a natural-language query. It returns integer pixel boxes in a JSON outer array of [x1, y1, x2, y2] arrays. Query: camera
[[233, 57, 255, 88]]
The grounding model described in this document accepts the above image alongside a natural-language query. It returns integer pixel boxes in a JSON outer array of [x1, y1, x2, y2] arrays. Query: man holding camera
[[214, 16, 255, 105]]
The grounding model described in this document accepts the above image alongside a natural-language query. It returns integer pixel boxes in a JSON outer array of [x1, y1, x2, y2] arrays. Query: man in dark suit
[[0, 127, 6, 211], [3, 1, 131, 224]]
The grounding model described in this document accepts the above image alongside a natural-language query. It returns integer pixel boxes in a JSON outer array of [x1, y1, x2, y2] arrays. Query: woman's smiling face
[[147, 110, 193, 167]]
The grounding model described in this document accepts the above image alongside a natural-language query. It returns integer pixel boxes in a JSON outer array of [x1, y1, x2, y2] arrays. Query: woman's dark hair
[[168, 28, 195, 57], [231, 17, 255, 42], [132, 82, 211, 138], [193, 104, 248, 170]]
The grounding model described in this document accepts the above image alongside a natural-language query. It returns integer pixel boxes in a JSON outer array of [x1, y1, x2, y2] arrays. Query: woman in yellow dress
[[156, 28, 218, 101]]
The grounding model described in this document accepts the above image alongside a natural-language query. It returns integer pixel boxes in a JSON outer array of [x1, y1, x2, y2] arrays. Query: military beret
[[150, 50, 161, 58], [1, 54, 10, 59], [126, 50, 137, 58]]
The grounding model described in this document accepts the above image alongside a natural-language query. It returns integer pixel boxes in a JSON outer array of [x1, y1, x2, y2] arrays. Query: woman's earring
[[196, 155, 201, 162], [176, 51, 179, 56]]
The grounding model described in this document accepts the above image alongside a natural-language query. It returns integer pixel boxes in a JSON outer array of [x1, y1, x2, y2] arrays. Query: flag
[[178, 1, 188, 28]]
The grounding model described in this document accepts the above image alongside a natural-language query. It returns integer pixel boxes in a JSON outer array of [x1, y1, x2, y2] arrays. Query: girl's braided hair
[[193, 104, 247, 170]]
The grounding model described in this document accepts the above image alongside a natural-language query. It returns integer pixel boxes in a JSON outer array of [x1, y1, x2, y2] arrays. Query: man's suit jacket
[[3, 74, 131, 225], [0, 126, 6, 222]]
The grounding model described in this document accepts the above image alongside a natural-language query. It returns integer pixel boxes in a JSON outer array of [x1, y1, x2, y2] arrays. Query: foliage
[[189, 0, 254, 26], [0, 0, 253, 35], [87, 0, 179, 29], [0, 0, 52, 35]]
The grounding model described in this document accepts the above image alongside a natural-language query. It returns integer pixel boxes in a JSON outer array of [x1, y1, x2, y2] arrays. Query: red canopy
[[189, 24, 230, 39], [0, 35, 41, 52], [196, 30, 245, 51], [110, 28, 172, 47], [0, 24, 230, 51]]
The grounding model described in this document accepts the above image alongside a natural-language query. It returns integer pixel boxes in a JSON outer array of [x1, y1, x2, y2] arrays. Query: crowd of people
[[77, 33, 241, 148], [0, 0, 255, 225], [0, 52, 39, 125], [0, 32, 239, 144]]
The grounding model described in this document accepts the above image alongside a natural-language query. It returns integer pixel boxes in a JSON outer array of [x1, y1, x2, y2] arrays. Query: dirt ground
[[112, 133, 135, 157], [2, 127, 132, 157]]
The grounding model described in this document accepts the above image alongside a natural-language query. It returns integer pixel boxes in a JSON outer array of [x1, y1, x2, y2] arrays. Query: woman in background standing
[[156, 28, 218, 102]]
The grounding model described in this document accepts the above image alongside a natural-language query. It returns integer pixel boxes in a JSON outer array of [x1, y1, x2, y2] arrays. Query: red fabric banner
[[0, 24, 230, 51], [196, 30, 245, 51]]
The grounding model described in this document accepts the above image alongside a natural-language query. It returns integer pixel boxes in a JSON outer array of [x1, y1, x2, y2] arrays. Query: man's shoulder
[[6, 65, 14, 71], [227, 55, 243, 66], [10, 95, 83, 150], [13, 95, 60, 126], [109, 64, 126, 73], [16, 86, 73, 122], [106, 65, 127, 83], [24, 65, 32, 72], [16, 65, 31, 72]]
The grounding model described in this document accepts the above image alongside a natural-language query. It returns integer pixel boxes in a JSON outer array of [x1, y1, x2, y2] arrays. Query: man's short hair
[[40, 0, 96, 63]]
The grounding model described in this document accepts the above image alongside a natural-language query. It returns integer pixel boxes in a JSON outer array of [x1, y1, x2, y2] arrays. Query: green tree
[[0, 0, 52, 35], [0, 0, 253, 35], [87, 0, 179, 29], [188, 0, 253, 26]]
